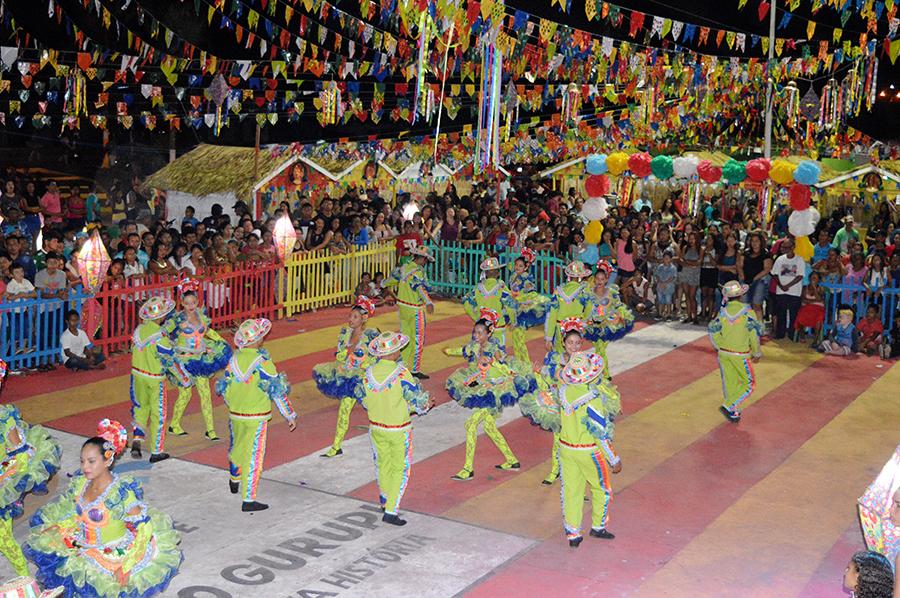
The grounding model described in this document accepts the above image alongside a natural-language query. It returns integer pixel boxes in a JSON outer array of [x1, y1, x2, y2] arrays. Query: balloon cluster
[[582, 154, 610, 244], [784, 160, 822, 262]]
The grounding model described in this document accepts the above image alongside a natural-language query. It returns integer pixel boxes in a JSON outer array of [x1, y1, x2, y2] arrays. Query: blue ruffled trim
[[582, 415, 615, 443], [447, 374, 535, 410], [516, 306, 547, 329], [25, 545, 184, 598], [0, 500, 23, 519], [214, 376, 228, 397], [312, 367, 362, 400], [260, 372, 291, 403], [180, 341, 232, 378], [585, 320, 634, 342]]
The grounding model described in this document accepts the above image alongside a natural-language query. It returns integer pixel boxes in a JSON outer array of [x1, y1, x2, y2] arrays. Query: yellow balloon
[[794, 235, 814, 262], [769, 159, 797, 185], [584, 220, 604, 244], [607, 152, 629, 176]]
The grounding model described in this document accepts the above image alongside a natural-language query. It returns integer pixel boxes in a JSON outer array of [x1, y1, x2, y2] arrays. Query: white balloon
[[581, 197, 608, 221], [673, 156, 699, 178], [788, 208, 818, 237]]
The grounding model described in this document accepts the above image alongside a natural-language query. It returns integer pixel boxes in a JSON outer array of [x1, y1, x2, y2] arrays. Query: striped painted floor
[[2, 301, 897, 597]]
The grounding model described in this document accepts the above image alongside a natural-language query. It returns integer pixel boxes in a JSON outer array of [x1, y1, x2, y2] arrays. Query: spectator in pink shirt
[[40, 181, 64, 226]]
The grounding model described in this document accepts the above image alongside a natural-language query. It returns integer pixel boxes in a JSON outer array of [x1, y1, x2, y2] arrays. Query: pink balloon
[[697, 160, 722, 184]]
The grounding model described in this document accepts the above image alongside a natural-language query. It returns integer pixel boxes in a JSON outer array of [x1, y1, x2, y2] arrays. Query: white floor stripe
[[265, 322, 708, 495]]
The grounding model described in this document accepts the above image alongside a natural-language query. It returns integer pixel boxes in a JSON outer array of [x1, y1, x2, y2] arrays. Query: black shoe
[[168, 426, 188, 437], [382, 513, 407, 526], [495, 462, 520, 471], [229, 481, 239, 495], [241, 501, 269, 512], [718, 405, 741, 423], [148, 453, 170, 464], [413, 372, 429, 380], [569, 537, 583, 548], [320, 448, 343, 458], [205, 431, 221, 442], [590, 528, 615, 539], [130, 441, 142, 459]]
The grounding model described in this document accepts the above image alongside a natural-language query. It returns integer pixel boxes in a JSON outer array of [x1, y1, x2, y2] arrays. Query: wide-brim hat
[[564, 260, 591, 279], [721, 280, 749, 299], [559, 351, 605, 385], [138, 297, 175, 321], [368, 331, 410, 357], [480, 257, 502, 271], [410, 245, 435, 262], [0, 576, 64, 598], [235, 318, 272, 347]]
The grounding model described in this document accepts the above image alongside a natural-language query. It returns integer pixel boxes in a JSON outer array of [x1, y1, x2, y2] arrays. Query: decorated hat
[[235, 318, 273, 348], [559, 317, 586, 335], [595, 260, 614, 277], [352, 295, 376, 317], [520, 247, 536, 265], [564, 260, 591, 279], [409, 245, 435, 261], [177, 277, 201, 295], [97, 419, 128, 459], [138, 296, 176, 321], [0, 577, 64, 598], [559, 351, 605, 385], [480, 256, 503, 271], [478, 307, 500, 328], [721, 280, 749, 299], [368, 331, 410, 357]]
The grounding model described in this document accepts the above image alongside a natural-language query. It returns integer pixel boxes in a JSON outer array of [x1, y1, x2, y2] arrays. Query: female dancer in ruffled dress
[[0, 359, 62, 576], [584, 260, 634, 379], [858, 444, 900, 586], [444, 309, 536, 481], [25, 419, 182, 597], [165, 279, 232, 441], [508, 248, 549, 364], [313, 296, 380, 458]]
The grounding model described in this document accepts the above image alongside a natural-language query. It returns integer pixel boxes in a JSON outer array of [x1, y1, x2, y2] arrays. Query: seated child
[[373, 271, 395, 306], [856, 304, 884, 355], [60, 309, 106, 370], [879, 317, 900, 360], [819, 306, 858, 356]]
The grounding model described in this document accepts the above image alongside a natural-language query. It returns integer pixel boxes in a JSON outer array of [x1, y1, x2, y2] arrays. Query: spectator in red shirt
[[395, 220, 423, 259], [856, 304, 884, 355]]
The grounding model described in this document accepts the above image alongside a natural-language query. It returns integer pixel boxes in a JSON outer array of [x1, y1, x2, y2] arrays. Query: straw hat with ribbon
[[234, 318, 273, 348], [368, 331, 410, 357], [564, 260, 592, 280], [0, 577, 64, 598], [559, 351, 605, 385], [409, 246, 435, 262], [138, 296, 176, 321], [480, 256, 503, 272], [721, 280, 749, 300]]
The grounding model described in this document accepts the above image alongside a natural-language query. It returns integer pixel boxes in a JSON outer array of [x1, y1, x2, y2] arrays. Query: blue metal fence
[[820, 276, 899, 337]]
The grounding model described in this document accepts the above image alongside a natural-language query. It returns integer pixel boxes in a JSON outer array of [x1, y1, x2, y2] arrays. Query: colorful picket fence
[[820, 276, 899, 337], [424, 242, 567, 298], [281, 241, 396, 315]]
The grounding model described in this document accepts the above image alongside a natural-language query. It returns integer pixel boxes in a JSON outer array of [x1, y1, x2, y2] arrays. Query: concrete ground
[[2, 301, 897, 597]]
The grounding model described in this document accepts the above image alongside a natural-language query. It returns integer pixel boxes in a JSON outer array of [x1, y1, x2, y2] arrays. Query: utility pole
[[763, 1, 776, 159]]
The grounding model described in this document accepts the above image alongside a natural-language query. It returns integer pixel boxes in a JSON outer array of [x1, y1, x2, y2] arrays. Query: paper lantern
[[650, 155, 674, 180], [792, 160, 821, 185], [697, 160, 722, 183], [746, 158, 771, 182], [769, 159, 797, 185], [788, 183, 811, 211], [722, 159, 747, 184], [672, 156, 698, 178], [794, 235, 814, 262], [273, 214, 298, 263], [628, 152, 652, 177], [584, 220, 604, 244], [607, 151, 629, 176], [585, 154, 608, 175], [585, 174, 610, 197], [77, 230, 111, 292], [581, 197, 608, 221], [787, 206, 820, 237]]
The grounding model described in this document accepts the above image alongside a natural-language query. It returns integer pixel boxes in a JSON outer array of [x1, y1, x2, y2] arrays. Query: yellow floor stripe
[[16, 304, 467, 424], [164, 328, 546, 456], [442, 343, 822, 539], [632, 361, 900, 598]]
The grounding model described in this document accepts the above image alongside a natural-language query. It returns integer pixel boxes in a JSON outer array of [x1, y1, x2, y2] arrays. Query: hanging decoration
[[273, 214, 298, 263], [475, 41, 502, 174], [64, 70, 87, 116], [77, 230, 111, 292], [412, 11, 431, 125], [317, 82, 343, 126]]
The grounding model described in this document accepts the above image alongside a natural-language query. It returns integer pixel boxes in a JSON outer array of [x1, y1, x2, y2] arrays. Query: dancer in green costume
[[444, 309, 537, 481], [520, 351, 622, 548], [584, 260, 634, 379], [462, 257, 516, 346], [508, 248, 549, 364], [0, 359, 62, 577], [381, 246, 434, 379], [544, 261, 593, 353], [708, 280, 763, 423], [218, 318, 297, 512], [129, 296, 176, 463], [313, 296, 380, 458], [354, 331, 433, 525]]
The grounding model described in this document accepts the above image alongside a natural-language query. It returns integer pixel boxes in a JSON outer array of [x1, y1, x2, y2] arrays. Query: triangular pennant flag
[[758, 0, 770, 21], [807, 20, 816, 39]]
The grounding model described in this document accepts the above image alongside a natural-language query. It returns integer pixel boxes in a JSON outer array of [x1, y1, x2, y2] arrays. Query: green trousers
[[593, 340, 611, 379], [511, 326, 530, 364], [461, 409, 517, 472], [547, 433, 560, 478], [369, 426, 412, 516], [399, 306, 426, 373], [0, 516, 28, 576], [130, 372, 167, 455], [228, 418, 268, 502], [717, 353, 756, 412], [330, 397, 356, 451], [171, 377, 215, 435], [559, 446, 611, 540]]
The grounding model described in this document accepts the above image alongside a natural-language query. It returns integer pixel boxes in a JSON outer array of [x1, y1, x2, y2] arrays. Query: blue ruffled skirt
[[313, 362, 364, 400], [514, 292, 550, 329], [173, 339, 232, 380]]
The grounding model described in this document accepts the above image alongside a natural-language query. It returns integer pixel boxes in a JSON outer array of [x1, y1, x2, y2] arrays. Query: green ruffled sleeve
[[519, 389, 561, 433], [400, 372, 431, 415]]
